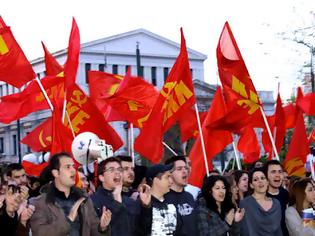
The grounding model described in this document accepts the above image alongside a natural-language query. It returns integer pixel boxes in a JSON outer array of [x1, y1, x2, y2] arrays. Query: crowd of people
[[0, 153, 315, 236]]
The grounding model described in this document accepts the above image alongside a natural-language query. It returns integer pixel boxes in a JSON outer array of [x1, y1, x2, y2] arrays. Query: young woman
[[197, 175, 244, 236], [226, 174, 239, 207], [285, 178, 315, 236], [234, 170, 248, 200], [240, 168, 282, 236]]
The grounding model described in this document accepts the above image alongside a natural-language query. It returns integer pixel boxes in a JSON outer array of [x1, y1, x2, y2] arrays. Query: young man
[[165, 156, 197, 235], [6, 163, 29, 201], [30, 152, 111, 236], [91, 157, 147, 236], [264, 160, 289, 236], [137, 163, 185, 236], [117, 155, 135, 197]]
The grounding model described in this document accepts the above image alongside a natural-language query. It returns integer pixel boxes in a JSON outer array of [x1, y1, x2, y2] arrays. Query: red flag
[[88, 70, 124, 121], [64, 18, 80, 89], [0, 76, 64, 123], [65, 84, 123, 151], [21, 118, 52, 152], [22, 161, 48, 177], [297, 92, 315, 116], [41, 42, 63, 76], [188, 87, 233, 188], [262, 93, 286, 159], [215, 22, 261, 131], [50, 105, 74, 155], [135, 28, 196, 163], [237, 127, 260, 164], [0, 16, 36, 88], [178, 109, 206, 142], [284, 111, 309, 176], [104, 74, 159, 127], [308, 129, 315, 144], [283, 103, 297, 129]]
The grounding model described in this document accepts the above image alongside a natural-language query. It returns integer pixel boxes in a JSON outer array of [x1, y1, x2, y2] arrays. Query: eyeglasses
[[104, 167, 123, 173]]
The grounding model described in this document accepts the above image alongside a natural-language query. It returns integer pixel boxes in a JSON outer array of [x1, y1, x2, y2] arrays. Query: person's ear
[[52, 169, 59, 178], [99, 174, 105, 183]]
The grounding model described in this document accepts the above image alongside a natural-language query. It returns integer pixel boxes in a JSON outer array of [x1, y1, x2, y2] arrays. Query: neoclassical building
[[0, 28, 274, 163]]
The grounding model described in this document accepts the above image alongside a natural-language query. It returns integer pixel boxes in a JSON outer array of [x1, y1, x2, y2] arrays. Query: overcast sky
[[2, 0, 315, 100]]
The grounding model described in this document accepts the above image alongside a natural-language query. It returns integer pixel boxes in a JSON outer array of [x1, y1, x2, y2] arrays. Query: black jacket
[[91, 187, 140, 236]]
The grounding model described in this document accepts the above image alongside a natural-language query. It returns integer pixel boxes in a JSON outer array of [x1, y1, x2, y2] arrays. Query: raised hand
[[100, 207, 112, 231], [20, 204, 35, 226], [112, 184, 122, 203], [139, 184, 151, 207], [234, 208, 245, 222], [68, 197, 86, 222], [225, 208, 235, 226], [19, 186, 29, 201]]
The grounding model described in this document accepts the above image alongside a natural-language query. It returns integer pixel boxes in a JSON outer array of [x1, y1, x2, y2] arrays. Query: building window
[[190, 69, 193, 78], [99, 64, 105, 72], [112, 65, 118, 74], [163, 67, 169, 81], [13, 134, 17, 156], [0, 137, 4, 154], [125, 65, 130, 73], [151, 67, 157, 86], [85, 63, 91, 83], [6, 84, 9, 95], [0, 85, 3, 97]]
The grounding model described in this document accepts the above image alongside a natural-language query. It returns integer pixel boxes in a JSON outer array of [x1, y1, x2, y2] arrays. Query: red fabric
[[284, 111, 309, 176], [41, 42, 63, 76], [188, 87, 233, 188], [297, 92, 315, 116], [135, 28, 196, 163], [22, 161, 48, 177], [237, 127, 260, 164], [0, 76, 65, 123], [215, 22, 262, 131], [0, 16, 36, 88], [283, 103, 297, 129], [105, 74, 159, 128], [88, 70, 124, 121], [64, 18, 80, 89], [178, 109, 206, 142], [21, 118, 52, 152], [308, 129, 315, 144], [262, 94, 286, 159], [65, 84, 123, 151]]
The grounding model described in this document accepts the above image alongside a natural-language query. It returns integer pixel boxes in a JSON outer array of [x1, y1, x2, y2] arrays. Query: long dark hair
[[201, 175, 234, 220]]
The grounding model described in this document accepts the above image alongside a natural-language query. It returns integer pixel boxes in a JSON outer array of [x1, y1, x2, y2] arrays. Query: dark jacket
[[29, 183, 110, 236], [0, 203, 29, 236], [136, 196, 186, 236], [91, 187, 140, 236], [196, 197, 240, 236]]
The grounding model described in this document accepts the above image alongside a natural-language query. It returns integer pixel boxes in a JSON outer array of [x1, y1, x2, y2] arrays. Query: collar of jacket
[[45, 182, 85, 204]]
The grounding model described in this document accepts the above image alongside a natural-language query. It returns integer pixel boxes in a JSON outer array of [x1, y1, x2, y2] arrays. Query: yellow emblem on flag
[[0, 35, 9, 55]]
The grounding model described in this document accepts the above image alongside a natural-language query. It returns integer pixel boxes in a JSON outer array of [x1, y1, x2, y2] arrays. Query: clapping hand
[[234, 208, 245, 222], [139, 184, 151, 207], [100, 207, 111, 231]]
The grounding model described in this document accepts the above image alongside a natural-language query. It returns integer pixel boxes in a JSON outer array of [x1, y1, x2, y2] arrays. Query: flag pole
[[260, 106, 280, 161], [194, 103, 210, 177], [35, 77, 75, 137], [130, 123, 135, 166], [232, 140, 242, 170], [162, 142, 178, 156], [35, 77, 54, 111]]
